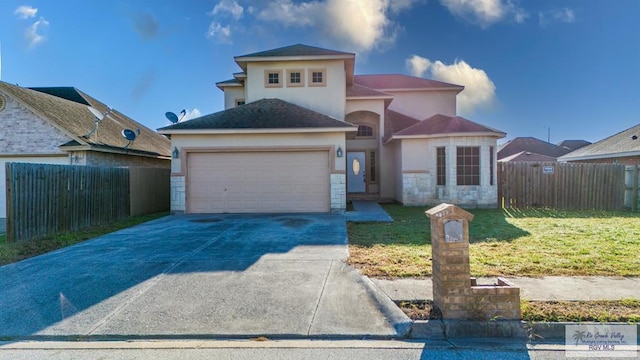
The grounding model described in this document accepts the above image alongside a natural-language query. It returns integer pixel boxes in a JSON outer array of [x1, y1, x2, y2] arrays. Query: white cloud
[[205, 0, 243, 43], [440, 0, 527, 28], [182, 108, 201, 121], [26, 17, 49, 48], [205, 21, 232, 44], [14, 5, 38, 19], [255, 0, 418, 53], [539, 8, 575, 28], [407, 55, 496, 115], [210, 0, 244, 20], [257, 0, 321, 26], [406, 55, 432, 77]]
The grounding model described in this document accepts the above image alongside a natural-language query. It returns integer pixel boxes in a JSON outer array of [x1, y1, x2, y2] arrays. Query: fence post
[[633, 165, 639, 212]]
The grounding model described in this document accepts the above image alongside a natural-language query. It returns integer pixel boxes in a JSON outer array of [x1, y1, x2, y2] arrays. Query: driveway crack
[[307, 260, 333, 336]]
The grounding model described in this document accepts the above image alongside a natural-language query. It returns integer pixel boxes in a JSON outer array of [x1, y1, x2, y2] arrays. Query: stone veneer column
[[330, 173, 346, 211], [170, 176, 185, 213]]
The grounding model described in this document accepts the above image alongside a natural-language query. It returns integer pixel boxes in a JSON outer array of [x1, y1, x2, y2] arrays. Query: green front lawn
[[348, 204, 640, 277]]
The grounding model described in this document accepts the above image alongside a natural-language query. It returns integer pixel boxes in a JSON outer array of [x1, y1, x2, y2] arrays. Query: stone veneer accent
[[170, 176, 186, 213], [402, 172, 431, 205], [426, 203, 521, 320], [330, 173, 346, 211]]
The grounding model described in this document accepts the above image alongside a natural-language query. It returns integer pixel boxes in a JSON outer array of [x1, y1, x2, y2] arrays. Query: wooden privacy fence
[[5, 163, 169, 242], [498, 162, 626, 211]]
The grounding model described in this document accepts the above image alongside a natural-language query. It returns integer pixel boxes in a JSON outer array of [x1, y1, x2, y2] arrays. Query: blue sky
[[0, 0, 638, 144]]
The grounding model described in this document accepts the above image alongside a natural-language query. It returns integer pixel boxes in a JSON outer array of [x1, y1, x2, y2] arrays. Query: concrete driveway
[[0, 214, 407, 339]]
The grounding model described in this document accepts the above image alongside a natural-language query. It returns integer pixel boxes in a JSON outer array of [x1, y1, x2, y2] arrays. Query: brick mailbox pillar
[[426, 203, 520, 320]]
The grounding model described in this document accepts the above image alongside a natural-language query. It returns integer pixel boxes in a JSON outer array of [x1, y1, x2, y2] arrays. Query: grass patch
[[0, 212, 169, 266], [348, 204, 640, 277], [396, 299, 640, 323]]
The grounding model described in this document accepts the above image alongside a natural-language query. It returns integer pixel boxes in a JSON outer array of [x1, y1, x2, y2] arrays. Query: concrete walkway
[[345, 201, 393, 222], [372, 276, 640, 301]]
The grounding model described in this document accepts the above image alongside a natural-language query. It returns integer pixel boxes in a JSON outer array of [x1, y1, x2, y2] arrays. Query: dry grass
[[396, 299, 640, 323], [348, 204, 640, 277]]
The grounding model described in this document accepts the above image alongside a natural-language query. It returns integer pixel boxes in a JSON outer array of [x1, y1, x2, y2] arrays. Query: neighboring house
[[0, 81, 171, 219], [498, 137, 572, 162], [557, 139, 591, 152], [498, 151, 557, 162], [559, 123, 640, 165], [158, 44, 505, 214]]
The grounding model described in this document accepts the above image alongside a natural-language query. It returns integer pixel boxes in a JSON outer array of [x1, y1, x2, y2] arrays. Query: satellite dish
[[122, 129, 137, 141], [87, 106, 105, 122], [165, 112, 179, 124]]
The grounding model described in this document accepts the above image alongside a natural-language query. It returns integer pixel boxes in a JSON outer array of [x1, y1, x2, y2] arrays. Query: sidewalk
[[372, 276, 640, 301]]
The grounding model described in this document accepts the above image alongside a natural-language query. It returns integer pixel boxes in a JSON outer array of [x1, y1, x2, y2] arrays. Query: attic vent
[[0, 94, 5, 111]]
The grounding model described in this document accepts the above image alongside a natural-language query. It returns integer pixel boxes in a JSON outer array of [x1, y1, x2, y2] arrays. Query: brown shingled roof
[[0, 81, 170, 157], [354, 74, 463, 91], [158, 98, 357, 132], [498, 151, 557, 162], [393, 114, 505, 138], [346, 83, 392, 98], [498, 137, 570, 160]]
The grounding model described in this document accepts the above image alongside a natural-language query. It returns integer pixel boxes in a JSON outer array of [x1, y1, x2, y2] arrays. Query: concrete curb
[[355, 271, 412, 337], [410, 320, 640, 342]]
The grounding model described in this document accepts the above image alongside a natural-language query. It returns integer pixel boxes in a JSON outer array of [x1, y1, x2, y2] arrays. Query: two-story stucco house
[[159, 44, 505, 214]]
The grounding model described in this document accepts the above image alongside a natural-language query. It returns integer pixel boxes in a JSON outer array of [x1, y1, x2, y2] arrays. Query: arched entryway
[[345, 111, 380, 195]]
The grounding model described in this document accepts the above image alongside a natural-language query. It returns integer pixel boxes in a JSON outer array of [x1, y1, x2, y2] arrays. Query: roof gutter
[[559, 150, 640, 162], [158, 127, 358, 136], [385, 131, 506, 144]]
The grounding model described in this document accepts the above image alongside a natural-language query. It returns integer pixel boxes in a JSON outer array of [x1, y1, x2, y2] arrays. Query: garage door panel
[[187, 151, 330, 213]]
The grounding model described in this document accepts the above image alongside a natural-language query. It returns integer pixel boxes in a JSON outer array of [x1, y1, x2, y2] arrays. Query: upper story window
[[264, 70, 283, 88], [356, 125, 374, 138], [286, 69, 304, 87], [308, 68, 326, 87]]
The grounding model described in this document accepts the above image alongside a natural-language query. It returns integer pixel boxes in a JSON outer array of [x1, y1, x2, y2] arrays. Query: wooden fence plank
[[498, 162, 627, 212]]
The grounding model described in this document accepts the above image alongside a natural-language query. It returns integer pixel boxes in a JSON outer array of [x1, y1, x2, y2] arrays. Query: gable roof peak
[[235, 43, 354, 59]]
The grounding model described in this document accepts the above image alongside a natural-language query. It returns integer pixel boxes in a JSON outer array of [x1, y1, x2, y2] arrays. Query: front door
[[347, 152, 366, 193]]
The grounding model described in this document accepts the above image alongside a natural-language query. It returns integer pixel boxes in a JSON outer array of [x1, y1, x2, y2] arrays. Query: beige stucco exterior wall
[[386, 90, 457, 120], [396, 136, 499, 207], [245, 60, 346, 120], [223, 87, 246, 109], [345, 99, 399, 197]]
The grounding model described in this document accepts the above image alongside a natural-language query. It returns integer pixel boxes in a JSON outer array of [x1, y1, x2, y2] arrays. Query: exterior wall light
[[172, 147, 180, 159], [336, 146, 343, 158]]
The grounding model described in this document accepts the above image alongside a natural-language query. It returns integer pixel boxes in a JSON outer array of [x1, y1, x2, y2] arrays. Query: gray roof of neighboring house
[[0, 81, 170, 157], [158, 98, 356, 131], [559, 123, 640, 161], [557, 139, 592, 151], [354, 74, 464, 91], [393, 114, 505, 138], [236, 44, 354, 58], [498, 137, 571, 160], [498, 151, 558, 162]]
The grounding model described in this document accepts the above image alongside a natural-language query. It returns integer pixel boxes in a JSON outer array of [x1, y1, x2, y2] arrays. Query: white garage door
[[187, 151, 330, 213]]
